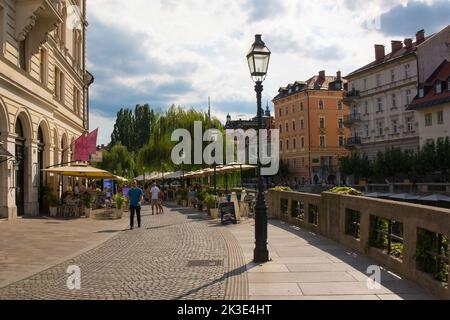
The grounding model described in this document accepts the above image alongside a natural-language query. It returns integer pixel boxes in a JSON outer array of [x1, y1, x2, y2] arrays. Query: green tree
[[110, 109, 135, 151], [99, 144, 135, 178]]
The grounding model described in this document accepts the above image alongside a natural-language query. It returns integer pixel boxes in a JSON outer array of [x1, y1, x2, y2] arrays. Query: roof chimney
[[336, 70, 342, 81], [416, 29, 425, 44], [404, 38, 413, 49], [375, 44, 385, 61], [319, 70, 326, 79], [391, 40, 403, 53]]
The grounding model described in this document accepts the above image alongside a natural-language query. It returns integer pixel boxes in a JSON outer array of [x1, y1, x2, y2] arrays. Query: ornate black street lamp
[[247, 34, 271, 263]]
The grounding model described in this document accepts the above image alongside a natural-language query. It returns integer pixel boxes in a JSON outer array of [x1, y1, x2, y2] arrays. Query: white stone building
[[409, 60, 450, 147], [343, 27, 450, 159], [0, 0, 93, 220]]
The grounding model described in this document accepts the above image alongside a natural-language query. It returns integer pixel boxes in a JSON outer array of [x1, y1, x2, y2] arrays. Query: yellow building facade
[[274, 71, 349, 185], [0, 0, 93, 219]]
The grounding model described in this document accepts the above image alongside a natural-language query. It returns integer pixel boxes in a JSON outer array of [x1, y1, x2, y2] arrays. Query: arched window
[[15, 118, 24, 137], [38, 126, 44, 144]]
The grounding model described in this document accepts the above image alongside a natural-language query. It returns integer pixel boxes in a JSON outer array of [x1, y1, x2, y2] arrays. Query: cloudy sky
[[87, 0, 450, 145]]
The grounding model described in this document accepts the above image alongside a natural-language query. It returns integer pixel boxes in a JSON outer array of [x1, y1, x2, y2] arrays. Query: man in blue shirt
[[128, 180, 144, 230]]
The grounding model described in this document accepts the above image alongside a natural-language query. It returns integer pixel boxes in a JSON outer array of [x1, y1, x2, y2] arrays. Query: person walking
[[150, 183, 160, 215], [128, 180, 144, 230], [157, 187, 165, 214]]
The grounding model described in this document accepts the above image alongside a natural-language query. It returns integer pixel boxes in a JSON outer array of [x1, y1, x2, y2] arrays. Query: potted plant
[[83, 193, 96, 218], [45, 191, 59, 217], [178, 188, 188, 207], [113, 194, 125, 219], [204, 193, 218, 218], [197, 189, 206, 211]]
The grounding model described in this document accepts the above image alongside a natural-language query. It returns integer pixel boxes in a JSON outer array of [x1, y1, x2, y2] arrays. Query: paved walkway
[[0, 215, 129, 288], [0, 204, 435, 300], [229, 220, 434, 300]]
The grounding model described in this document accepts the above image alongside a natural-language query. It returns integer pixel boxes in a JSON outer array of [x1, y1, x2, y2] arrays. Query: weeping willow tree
[[98, 144, 135, 179], [136, 105, 224, 173]]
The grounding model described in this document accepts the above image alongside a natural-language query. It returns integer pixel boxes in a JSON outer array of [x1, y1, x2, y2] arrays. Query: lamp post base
[[254, 247, 269, 263]]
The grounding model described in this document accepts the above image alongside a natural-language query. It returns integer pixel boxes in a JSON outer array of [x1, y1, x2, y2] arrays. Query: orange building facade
[[273, 71, 350, 185]]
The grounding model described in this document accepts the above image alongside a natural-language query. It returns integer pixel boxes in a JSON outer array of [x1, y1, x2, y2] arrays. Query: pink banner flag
[[73, 129, 99, 161], [74, 134, 88, 161], [86, 129, 98, 155]]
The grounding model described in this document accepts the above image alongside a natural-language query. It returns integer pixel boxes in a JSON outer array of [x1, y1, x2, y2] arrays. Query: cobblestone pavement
[[0, 205, 241, 300]]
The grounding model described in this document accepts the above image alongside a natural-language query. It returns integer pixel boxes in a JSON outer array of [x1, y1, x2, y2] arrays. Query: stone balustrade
[[266, 190, 450, 299]]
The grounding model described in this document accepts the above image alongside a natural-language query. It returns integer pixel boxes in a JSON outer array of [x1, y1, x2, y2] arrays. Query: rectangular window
[[338, 118, 344, 129], [365, 101, 369, 115], [319, 135, 326, 148], [405, 64, 410, 78], [339, 136, 345, 147], [319, 117, 325, 129], [60, 72, 65, 103], [406, 90, 412, 105], [338, 101, 343, 110], [286, 123, 289, 133], [425, 113, 433, 127], [406, 117, 413, 132], [280, 199, 289, 215], [292, 121, 296, 131], [301, 137, 305, 149], [308, 204, 319, 226], [437, 111, 444, 125], [391, 94, 397, 109], [55, 67, 60, 99], [376, 74, 382, 86], [40, 49, 48, 84], [436, 81, 442, 94], [365, 125, 370, 138], [392, 119, 398, 133], [300, 102, 304, 112], [300, 119, 304, 130], [346, 209, 361, 239], [18, 40, 27, 71], [293, 138, 296, 150], [370, 216, 404, 260], [319, 100, 324, 110], [391, 69, 395, 82], [363, 79, 367, 90], [286, 139, 290, 151], [378, 122, 384, 136], [291, 201, 305, 220], [416, 229, 449, 284], [377, 98, 383, 112], [279, 124, 282, 134]]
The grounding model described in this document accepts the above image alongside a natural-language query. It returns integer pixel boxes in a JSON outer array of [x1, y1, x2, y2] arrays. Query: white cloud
[[89, 110, 116, 146], [87, 0, 444, 142]]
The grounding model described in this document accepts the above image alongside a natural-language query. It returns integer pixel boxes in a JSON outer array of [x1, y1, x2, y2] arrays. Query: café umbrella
[[42, 165, 117, 179]]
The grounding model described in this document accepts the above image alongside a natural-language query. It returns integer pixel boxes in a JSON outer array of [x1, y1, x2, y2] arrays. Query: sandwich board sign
[[219, 202, 237, 225]]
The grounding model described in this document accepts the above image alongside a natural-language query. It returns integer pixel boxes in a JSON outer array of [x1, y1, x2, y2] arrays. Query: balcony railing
[[345, 136, 362, 147], [343, 113, 362, 125], [343, 89, 361, 102]]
